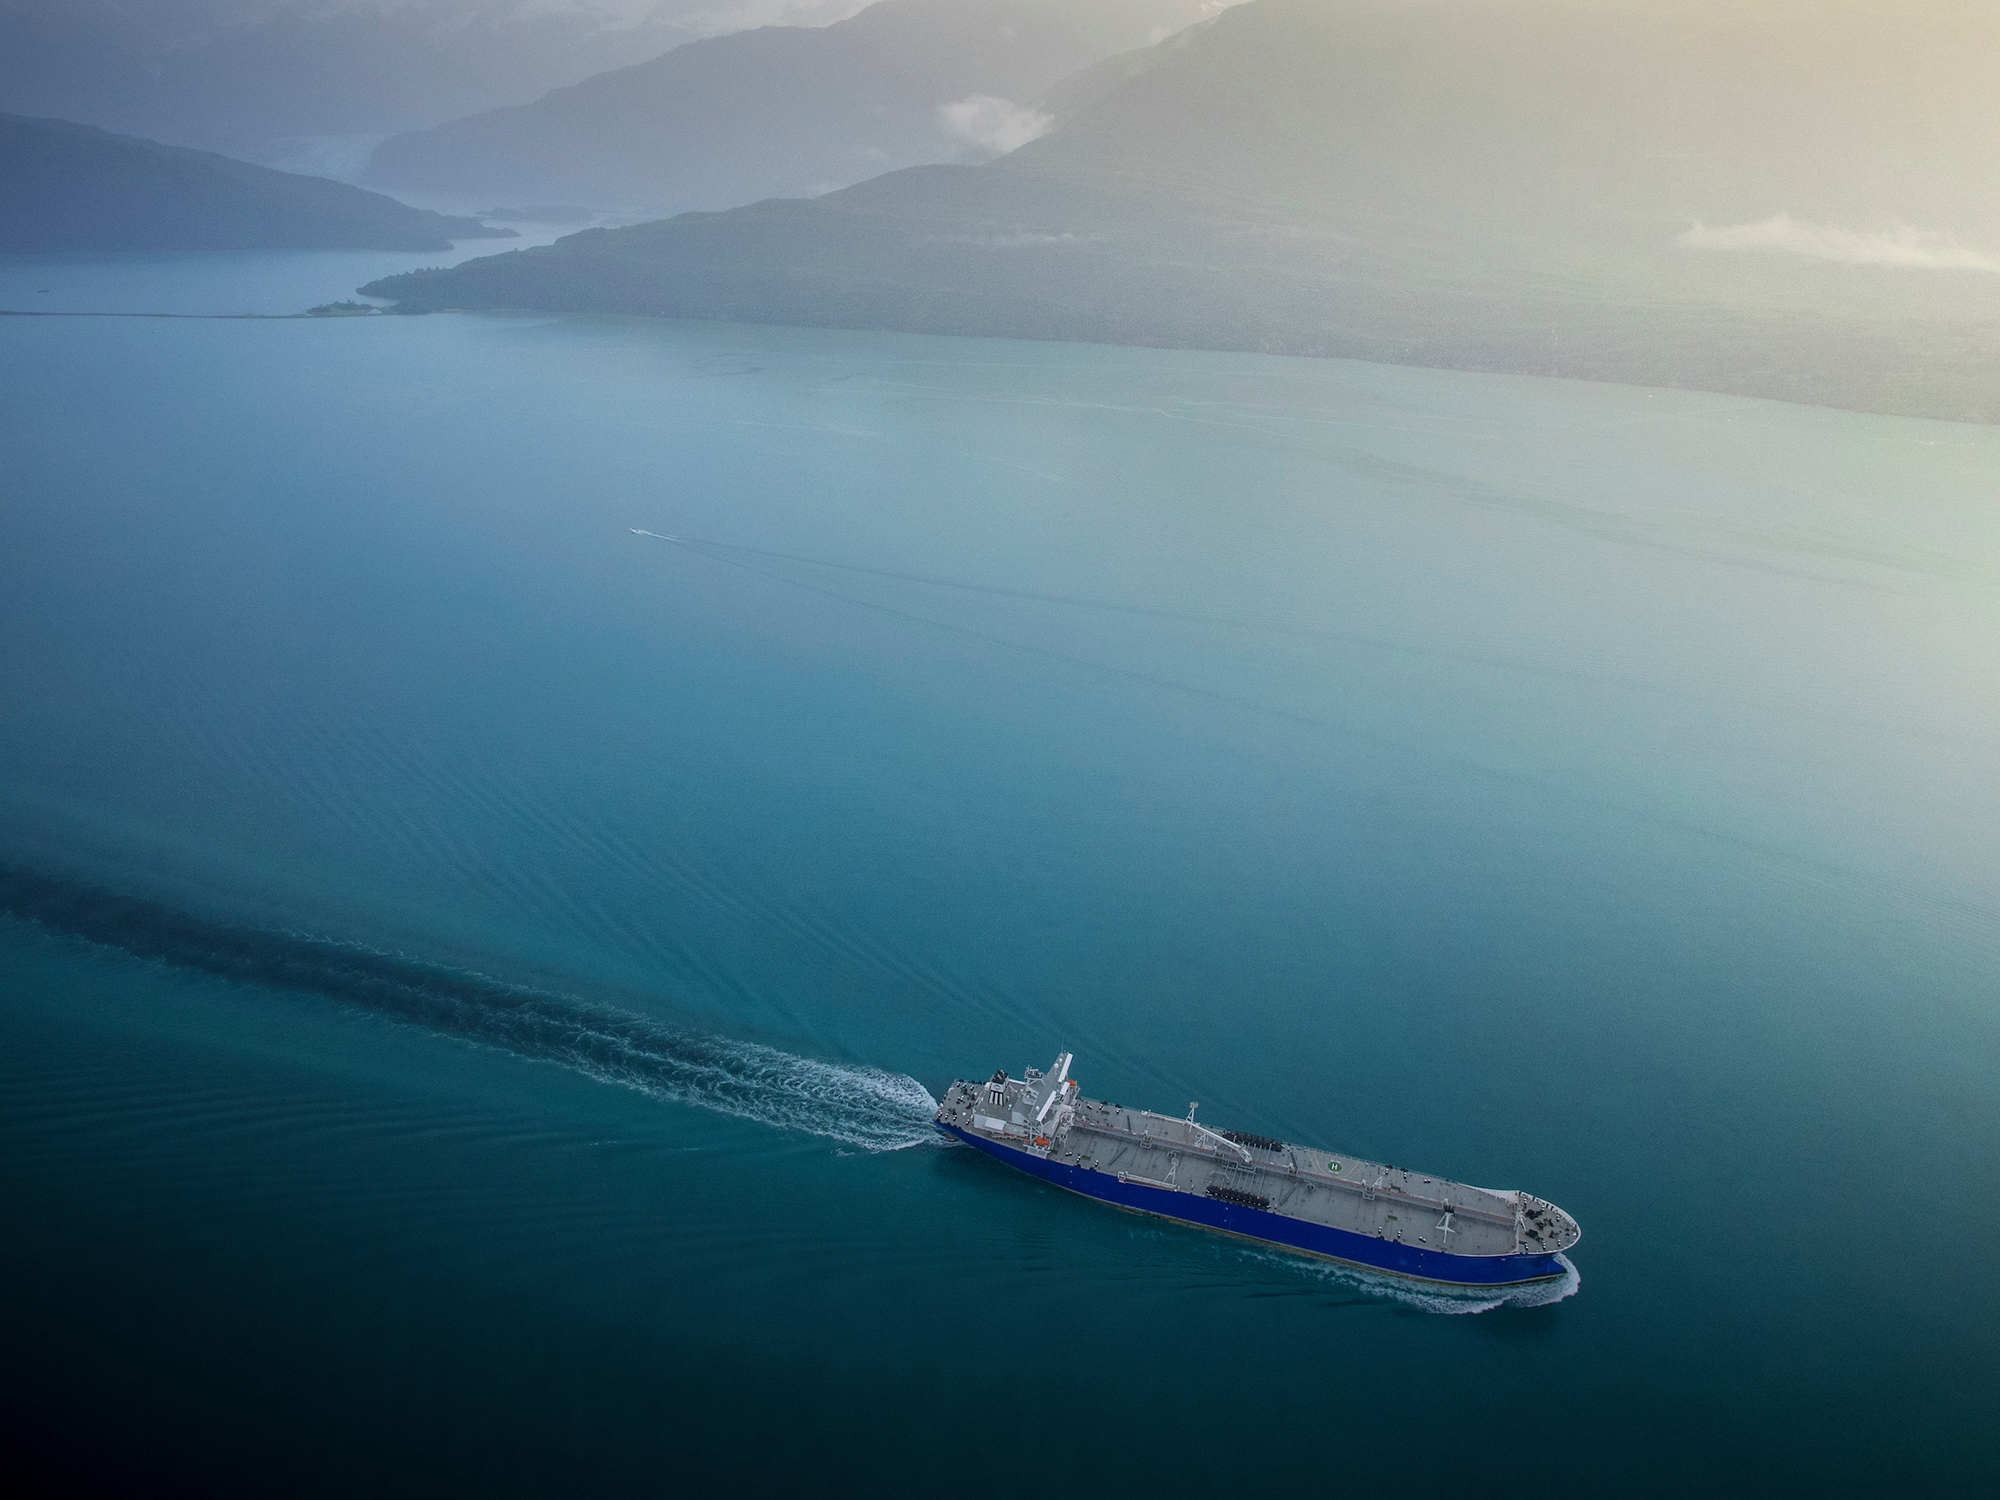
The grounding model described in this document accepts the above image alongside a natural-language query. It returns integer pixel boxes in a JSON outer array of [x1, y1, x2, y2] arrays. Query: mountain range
[[362, 0, 1220, 214], [0, 0, 830, 171], [363, 0, 2000, 423], [1, 112, 512, 252]]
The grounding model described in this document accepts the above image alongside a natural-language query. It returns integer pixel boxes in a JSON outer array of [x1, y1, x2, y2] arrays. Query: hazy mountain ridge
[[364, 0, 2000, 422], [0, 0, 863, 169], [1008, 0, 2000, 245], [362, 0, 1220, 213], [0, 112, 514, 251]]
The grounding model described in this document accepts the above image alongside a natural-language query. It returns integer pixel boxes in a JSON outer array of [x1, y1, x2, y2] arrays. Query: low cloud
[[671, 0, 870, 37], [1676, 214, 2000, 274], [925, 231, 1094, 249], [1151, 0, 1253, 41], [939, 95, 1053, 157]]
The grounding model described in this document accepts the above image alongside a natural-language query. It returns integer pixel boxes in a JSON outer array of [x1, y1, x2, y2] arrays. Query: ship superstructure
[[936, 1052, 1579, 1286]]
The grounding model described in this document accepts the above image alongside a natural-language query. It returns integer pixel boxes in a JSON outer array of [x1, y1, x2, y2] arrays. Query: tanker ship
[[935, 1052, 1579, 1286]]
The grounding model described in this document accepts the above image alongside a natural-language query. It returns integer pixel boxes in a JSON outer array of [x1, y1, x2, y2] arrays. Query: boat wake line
[[1235, 1243, 1581, 1315], [0, 865, 939, 1152]]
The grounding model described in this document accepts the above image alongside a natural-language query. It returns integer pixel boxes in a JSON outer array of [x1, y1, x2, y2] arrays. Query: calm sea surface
[[2, 256, 1997, 1495]]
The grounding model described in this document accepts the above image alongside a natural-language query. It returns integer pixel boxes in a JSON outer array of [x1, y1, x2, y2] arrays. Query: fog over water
[[0, 221, 574, 316]]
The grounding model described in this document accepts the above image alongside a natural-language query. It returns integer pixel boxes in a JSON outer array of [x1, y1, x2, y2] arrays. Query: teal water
[[2, 296, 1998, 1495]]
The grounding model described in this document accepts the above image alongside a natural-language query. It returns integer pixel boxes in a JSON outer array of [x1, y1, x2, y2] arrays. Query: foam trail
[[1243, 1246, 1580, 1315], [0, 866, 938, 1152]]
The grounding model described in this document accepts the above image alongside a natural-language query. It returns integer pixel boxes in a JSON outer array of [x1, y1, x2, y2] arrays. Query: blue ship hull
[[940, 1121, 1567, 1288]]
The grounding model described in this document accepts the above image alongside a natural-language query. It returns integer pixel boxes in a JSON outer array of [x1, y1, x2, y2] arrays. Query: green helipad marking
[[1330, 1161, 1342, 1172]]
